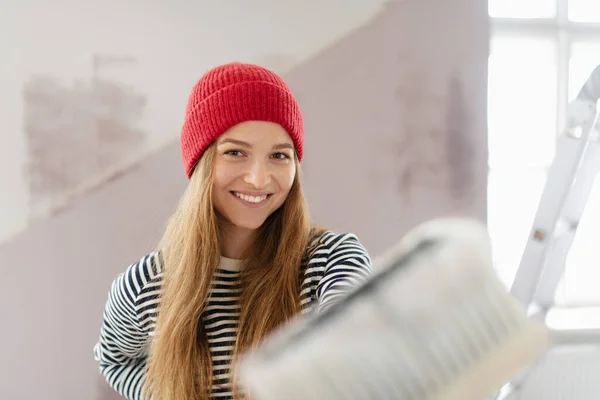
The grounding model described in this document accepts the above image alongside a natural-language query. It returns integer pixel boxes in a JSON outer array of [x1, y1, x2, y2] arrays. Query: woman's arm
[[93, 252, 163, 400], [316, 233, 373, 315]]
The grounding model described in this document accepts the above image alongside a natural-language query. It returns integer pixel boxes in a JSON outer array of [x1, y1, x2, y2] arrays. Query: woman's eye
[[272, 152, 289, 160], [225, 150, 244, 157]]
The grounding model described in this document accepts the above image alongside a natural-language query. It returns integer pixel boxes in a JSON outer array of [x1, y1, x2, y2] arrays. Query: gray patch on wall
[[22, 55, 147, 214], [444, 74, 475, 203], [388, 62, 449, 204]]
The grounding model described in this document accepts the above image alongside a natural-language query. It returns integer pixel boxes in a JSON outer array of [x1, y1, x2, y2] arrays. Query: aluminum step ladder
[[496, 64, 600, 399]]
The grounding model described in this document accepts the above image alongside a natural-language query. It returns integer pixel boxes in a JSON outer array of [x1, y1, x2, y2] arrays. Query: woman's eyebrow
[[218, 138, 251, 147], [217, 139, 293, 150], [272, 143, 294, 150]]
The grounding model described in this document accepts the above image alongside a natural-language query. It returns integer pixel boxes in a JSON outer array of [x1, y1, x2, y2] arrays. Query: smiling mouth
[[231, 191, 271, 205]]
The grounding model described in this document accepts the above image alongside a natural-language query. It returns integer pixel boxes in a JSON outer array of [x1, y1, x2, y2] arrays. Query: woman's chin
[[224, 215, 269, 232]]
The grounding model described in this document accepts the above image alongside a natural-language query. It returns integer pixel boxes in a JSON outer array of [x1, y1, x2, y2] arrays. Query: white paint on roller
[[236, 217, 548, 400]]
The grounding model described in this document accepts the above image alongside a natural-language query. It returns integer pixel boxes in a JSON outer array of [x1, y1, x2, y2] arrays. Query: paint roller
[[236, 217, 549, 400]]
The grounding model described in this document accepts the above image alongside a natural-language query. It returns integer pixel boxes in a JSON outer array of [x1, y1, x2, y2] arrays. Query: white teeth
[[234, 192, 268, 204]]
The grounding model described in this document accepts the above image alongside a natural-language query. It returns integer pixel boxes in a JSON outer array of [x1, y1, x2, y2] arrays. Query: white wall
[[0, 0, 490, 399]]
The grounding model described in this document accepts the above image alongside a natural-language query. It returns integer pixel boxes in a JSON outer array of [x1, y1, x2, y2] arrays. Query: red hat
[[180, 62, 304, 179]]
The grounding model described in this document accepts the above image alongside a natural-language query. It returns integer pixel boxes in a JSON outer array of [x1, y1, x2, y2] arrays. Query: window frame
[[488, 0, 600, 311], [491, 1, 600, 133]]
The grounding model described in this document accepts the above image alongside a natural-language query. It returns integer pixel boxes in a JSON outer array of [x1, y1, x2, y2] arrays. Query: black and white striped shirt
[[93, 231, 372, 400]]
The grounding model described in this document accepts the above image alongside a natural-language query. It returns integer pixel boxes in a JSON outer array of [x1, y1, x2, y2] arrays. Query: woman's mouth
[[231, 191, 271, 205]]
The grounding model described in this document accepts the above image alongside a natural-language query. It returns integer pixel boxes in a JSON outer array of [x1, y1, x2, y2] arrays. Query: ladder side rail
[[510, 124, 592, 306], [535, 132, 600, 307]]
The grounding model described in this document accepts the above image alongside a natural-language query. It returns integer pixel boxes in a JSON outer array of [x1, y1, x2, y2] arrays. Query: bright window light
[[569, 0, 600, 23], [489, 0, 556, 18], [488, 37, 557, 169]]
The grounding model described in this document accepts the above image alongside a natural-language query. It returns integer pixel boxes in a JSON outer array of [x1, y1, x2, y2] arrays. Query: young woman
[[93, 62, 373, 400]]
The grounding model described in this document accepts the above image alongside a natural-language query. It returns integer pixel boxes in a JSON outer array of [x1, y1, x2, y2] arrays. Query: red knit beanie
[[180, 62, 304, 179]]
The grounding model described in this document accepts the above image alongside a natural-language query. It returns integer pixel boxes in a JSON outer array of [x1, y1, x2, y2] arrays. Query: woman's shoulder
[[117, 251, 165, 298], [304, 229, 373, 314], [129, 250, 164, 278], [305, 228, 371, 260]]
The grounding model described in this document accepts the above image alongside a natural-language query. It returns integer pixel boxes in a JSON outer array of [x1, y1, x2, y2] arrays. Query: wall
[[0, 0, 489, 399], [0, 143, 186, 400], [287, 0, 489, 256], [0, 0, 390, 244]]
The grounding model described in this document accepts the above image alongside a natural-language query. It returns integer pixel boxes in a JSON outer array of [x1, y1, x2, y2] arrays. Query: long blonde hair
[[143, 144, 318, 400]]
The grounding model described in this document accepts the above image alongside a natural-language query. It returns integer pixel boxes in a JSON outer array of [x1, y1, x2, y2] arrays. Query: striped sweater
[[93, 231, 372, 400]]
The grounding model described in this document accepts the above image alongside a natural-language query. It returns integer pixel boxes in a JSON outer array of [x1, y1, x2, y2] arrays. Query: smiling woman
[[92, 62, 373, 400], [213, 122, 298, 256]]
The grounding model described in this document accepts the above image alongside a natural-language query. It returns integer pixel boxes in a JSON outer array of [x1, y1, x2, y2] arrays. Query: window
[[488, 0, 556, 19], [569, 0, 600, 22], [488, 1, 600, 319], [488, 37, 557, 168], [487, 168, 547, 288], [559, 174, 600, 305], [569, 40, 600, 99]]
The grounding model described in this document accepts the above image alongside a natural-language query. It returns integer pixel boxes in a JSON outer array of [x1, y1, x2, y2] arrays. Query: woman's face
[[212, 121, 297, 231]]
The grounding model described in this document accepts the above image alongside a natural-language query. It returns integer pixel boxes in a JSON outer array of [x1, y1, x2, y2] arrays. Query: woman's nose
[[243, 160, 270, 188]]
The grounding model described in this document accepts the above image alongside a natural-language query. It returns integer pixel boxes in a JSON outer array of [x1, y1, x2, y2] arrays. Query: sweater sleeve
[[93, 252, 162, 400], [315, 233, 373, 315]]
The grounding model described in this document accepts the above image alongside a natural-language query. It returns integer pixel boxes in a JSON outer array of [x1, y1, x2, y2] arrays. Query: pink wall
[[289, 0, 489, 256], [0, 143, 186, 400], [0, 1, 488, 399]]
